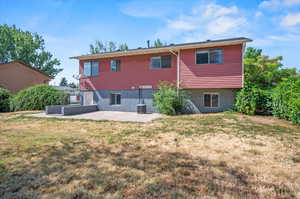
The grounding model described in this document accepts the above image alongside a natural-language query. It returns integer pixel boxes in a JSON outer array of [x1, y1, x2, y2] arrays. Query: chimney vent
[[147, 40, 150, 48]]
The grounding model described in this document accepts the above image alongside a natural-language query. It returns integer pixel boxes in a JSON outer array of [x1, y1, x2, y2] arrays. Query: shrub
[[271, 76, 300, 124], [0, 88, 11, 112], [153, 81, 189, 115], [235, 83, 272, 115], [10, 84, 69, 111]]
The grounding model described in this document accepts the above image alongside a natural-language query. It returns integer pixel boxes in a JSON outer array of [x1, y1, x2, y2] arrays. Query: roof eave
[[70, 38, 252, 60]]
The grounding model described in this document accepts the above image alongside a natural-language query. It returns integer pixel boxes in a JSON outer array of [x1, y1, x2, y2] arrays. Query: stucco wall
[[81, 90, 158, 113], [187, 89, 238, 113], [81, 89, 237, 113]]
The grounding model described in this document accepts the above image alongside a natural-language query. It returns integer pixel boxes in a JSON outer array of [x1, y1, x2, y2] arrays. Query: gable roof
[[71, 37, 252, 60], [0, 61, 50, 78]]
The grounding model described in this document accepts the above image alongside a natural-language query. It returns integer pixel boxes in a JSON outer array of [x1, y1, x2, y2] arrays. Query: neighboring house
[[0, 61, 50, 93], [71, 37, 252, 113], [53, 86, 80, 104]]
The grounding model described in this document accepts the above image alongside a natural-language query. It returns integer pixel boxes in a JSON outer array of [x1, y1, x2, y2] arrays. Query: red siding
[[79, 44, 243, 90], [80, 53, 177, 90], [180, 44, 243, 89]]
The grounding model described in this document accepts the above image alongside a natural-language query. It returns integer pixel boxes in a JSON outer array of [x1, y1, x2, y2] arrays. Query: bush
[[10, 84, 69, 111], [0, 88, 11, 112], [235, 83, 272, 115], [153, 81, 189, 115], [271, 76, 300, 124]]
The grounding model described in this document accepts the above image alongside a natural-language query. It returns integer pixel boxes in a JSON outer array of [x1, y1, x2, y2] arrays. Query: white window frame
[[203, 92, 220, 108], [195, 49, 223, 65], [150, 56, 162, 69], [110, 93, 121, 105], [83, 61, 99, 76], [110, 60, 121, 72]]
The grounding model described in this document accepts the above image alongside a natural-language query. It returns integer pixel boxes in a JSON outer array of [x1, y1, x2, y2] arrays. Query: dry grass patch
[[0, 112, 299, 198]]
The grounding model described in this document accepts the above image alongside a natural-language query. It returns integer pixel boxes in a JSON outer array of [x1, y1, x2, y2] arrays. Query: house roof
[[71, 37, 252, 60], [0, 61, 50, 78]]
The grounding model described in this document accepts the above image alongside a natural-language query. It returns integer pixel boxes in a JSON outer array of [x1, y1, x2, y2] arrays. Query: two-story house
[[71, 37, 252, 113]]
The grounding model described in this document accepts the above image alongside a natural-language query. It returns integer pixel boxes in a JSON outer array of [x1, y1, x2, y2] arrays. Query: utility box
[[137, 104, 146, 114]]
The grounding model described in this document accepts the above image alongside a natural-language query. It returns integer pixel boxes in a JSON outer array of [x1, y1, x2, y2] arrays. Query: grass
[[0, 112, 299, 198]]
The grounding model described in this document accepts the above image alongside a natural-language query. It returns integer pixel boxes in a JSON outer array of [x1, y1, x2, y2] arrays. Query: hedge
[[10, 84, 69, 111], [271, 76, 300, 124], [0, 88, 11, 112]]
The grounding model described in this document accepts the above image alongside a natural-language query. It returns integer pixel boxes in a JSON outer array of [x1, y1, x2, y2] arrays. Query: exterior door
[[83, 92, 94, 105]]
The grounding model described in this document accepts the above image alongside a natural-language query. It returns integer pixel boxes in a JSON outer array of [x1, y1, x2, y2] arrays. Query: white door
[[83, 92, 94, 105]]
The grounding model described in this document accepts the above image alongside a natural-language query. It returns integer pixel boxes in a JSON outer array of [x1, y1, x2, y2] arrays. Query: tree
[[59, 77, 68, 87], [89, 40, 129, 54], [153, 39, 164, 47], [0, 24, 62, 79], [244, 47, 297, 89], [108, 41, 117, 52], [119, 43, 129, 51], [153, 81, 189, 115]]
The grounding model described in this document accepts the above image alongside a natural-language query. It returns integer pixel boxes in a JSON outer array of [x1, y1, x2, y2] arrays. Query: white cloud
[[202, 4, 238, 18], [120, 0, 181, 18], [155, 2, 247, 42], [206, 16, 246, 35], [168, 19, 196, 31], [259, 0, 300, 9], [281, 12, 300, 26]]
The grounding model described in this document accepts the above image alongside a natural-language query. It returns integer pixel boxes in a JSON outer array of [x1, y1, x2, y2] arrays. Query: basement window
[[110, 93, 121, 105], [196, 49, 223, 64], [204, 93, 219, 108], [150, 55, 171, 69]]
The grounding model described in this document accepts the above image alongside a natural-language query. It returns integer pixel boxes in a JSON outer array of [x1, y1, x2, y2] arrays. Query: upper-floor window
[[84, 61, 99, 76], [111, 60, 121, 72], [150, 55, 171, 69], [196, 49, 223, 64]]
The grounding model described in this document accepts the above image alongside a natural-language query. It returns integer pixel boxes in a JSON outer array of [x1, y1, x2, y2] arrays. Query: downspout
[[242, 42, 246, 88], [177, 49, 180, 96], [169, 49, 180, 96]]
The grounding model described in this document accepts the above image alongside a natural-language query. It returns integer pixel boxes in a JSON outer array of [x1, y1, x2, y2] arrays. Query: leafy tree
[[271, 76, 300, 124], [119, 43, 129, 51], [108, 41, 117, 52], [59, 77, 68, 87], [0, 88, 11, 112], [10, 85, 69, 111], [89, 40, 129, 54], [153, 39, 164, 47], [0, 24, 62, 78], [244, 47, 297, 89], [90, 40, 107, 54], [235, 47, 297, 115], [153, 81, 189, 115]]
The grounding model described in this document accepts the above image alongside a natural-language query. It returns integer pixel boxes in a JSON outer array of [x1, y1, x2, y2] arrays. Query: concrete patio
[[30, 111, 162, 122]]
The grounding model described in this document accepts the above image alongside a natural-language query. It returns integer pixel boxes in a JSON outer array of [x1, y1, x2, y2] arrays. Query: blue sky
[[1, 0, 300, 84]]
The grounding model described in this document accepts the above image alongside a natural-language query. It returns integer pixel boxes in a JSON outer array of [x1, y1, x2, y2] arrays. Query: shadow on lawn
[[0, 139, 296, 199]]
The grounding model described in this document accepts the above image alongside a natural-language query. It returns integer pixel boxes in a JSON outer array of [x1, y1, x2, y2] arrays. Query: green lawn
[[0, 112, 299, 199]]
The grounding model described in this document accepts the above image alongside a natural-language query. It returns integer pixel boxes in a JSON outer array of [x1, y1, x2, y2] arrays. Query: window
[[110, 93, 121, 105], [83, 61, 99, 76], [204, 93, 219, 107], [111, 60, 121, 72], [196, 49, 223, 64], [151, 55, 171, 69]]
